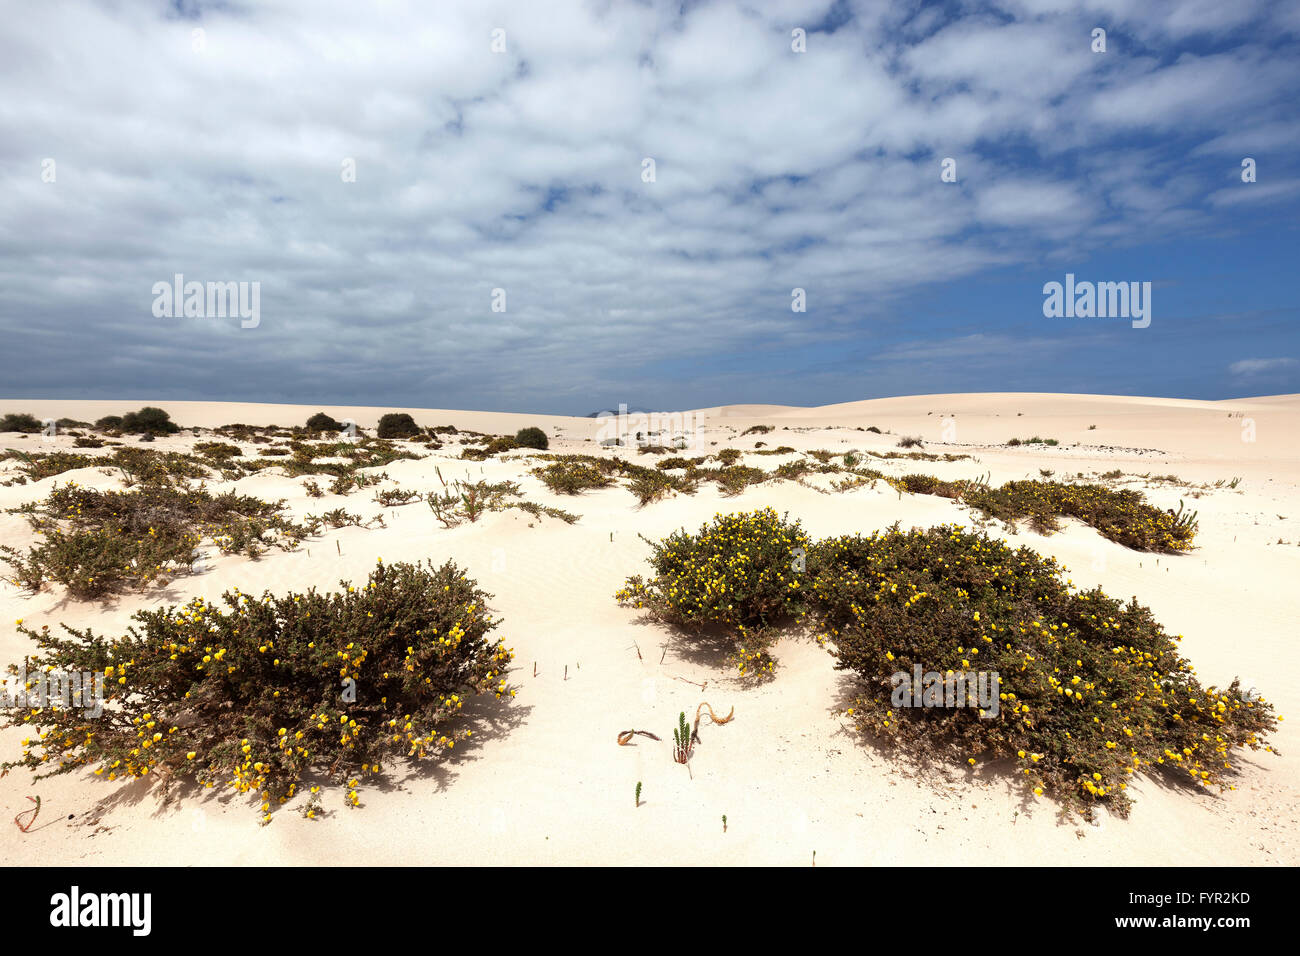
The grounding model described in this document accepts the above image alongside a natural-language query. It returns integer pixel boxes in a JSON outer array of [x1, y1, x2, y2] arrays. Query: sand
[[1, 392, 1296, 865]]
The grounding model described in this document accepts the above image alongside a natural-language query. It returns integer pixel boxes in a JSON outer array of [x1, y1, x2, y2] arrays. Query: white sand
[[1, 392, 1296, 865]]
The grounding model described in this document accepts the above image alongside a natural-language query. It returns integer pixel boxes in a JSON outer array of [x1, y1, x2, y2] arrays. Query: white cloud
[[1229, 357, 1299, 377], [0, 0, 1294, 409]]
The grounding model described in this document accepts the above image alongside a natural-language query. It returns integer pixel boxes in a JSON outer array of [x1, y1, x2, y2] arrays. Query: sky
[[1, 0, 1297, 415]]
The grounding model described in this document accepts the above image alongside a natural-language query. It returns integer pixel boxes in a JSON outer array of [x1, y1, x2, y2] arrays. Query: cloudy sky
[[2, 0, 1297, 414]]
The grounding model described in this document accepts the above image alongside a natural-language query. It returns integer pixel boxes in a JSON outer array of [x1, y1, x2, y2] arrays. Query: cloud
[[0, 0, 1296, 411], [1228, 357, 1299, 377]]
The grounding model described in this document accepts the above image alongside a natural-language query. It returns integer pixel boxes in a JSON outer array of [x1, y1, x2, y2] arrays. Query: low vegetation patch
[[514, 426, 548, 450], [616, 507, 811, 678], [532, 458, 617, 495], [1, 481, 311, 599], [2, 560, 515, 821], [376, 413, 421, 440], [808, 524, 1275, 817], [0, 412, 42, 433], [617, 508, 1277, 818]]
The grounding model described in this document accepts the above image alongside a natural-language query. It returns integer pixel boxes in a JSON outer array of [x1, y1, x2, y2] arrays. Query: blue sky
[[1, 0, 1297, 415]]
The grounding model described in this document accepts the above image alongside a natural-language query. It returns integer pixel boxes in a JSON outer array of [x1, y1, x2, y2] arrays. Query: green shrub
[[615, 508, 810, 678], [376, 413, 420, 440], [0, 481, 310, 599], [960, 480, 1197, 552], [121, 407, 180, 435], [195, 441, 242, 460], [460, 436, 518, 460], [514, 426, 549, 450], [656, 456, 704, 471], [532, 459, 615, 495], [807, 524, 1276, 817], [1, 561, 516, 820], [707, 465, 767, 496], [506, 500, 580, 524], [305, 412, 344, 433], [0, 412, 42, 433], [627, 470, 676, 506], [95, 415, 124, 430], [715, 448, 742, 466]]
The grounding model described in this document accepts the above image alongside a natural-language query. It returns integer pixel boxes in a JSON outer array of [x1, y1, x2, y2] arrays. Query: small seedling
[[672, 711, 693, 764], [635, 781, 642, 807], [722, 814, 727, 833]]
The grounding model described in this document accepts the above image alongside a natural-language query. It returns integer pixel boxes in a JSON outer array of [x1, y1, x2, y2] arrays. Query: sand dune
[[1, 392, 1296, 865]]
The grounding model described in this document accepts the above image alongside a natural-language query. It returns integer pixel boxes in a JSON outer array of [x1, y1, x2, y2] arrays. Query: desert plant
[[672, 711, 694, 764], [0, 412, 42, 433], [897, 435, 923, 448], [708, 465, 767, 496], [504, 501, 580, 525], [376, 413, 420, 440], [514, 426, 549, 450], [305, 412, 344, 433], [121, 407, 180, 435], [374, 488, 422, 507], [615, 507, 809, 678], [532, 459, 616, 495], [1, 560, 515, 820], [0, 480, 310, 599], [806, 524, 1277, 818]]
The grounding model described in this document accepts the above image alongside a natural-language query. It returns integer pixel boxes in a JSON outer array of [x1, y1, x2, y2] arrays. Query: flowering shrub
[[615, 508, 810, 678], [808, 524, 1277, 817], [892, 477, 1200, 552], [2, 560, 515, 821]]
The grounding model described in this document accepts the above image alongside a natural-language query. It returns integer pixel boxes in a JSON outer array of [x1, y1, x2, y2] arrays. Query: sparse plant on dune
[[672, 711, 694, 764], [121, 407, 180, 436], [514, 426, 548, 450], [807, 523, 1277, 818], [505, 500, 580, 525], [0, 412, 42, 433], [376, 413, 420, 440], [426, 469, 523, 527], [1, 560, 515, 821], [1, 481, 311, 599], [616, 508, 809, 679], [305, 412, 344, 433], [615, 505, 1276, 818], [373, 488, 422, 507], [532, 459, 616, 495]]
